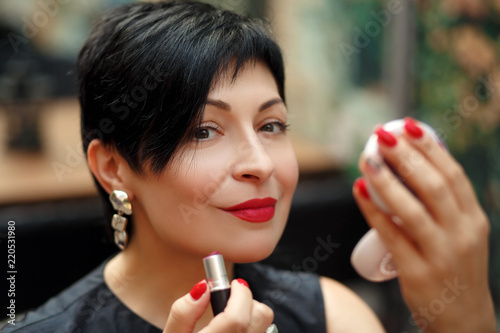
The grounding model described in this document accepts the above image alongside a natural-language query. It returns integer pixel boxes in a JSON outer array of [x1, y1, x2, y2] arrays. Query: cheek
[[186, 151, 235, 199], [134, 161, 228, 256], [274, 145, 299, 196], [152, 151, 233, 228], [164, 158, 229, 213]]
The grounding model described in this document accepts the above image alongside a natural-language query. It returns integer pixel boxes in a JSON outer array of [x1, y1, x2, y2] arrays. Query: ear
[[87, 139, 135, 200]]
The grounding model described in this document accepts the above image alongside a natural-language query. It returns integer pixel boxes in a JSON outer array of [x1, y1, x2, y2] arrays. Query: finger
[[163, 279, 210, 333], [353, 177, 423, 273], [375, 127, 460, 226], [207, 280, 254, 331], [358, 156, 442, 256], [402, 117, 480, 214], [247, 301, 274, 333]]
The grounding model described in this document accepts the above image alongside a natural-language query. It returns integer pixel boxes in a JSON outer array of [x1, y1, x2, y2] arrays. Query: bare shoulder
[[320, 276, 386, 333]]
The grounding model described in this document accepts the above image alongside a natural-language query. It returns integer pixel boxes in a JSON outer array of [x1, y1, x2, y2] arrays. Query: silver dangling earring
[[109, 190, 133, 250]]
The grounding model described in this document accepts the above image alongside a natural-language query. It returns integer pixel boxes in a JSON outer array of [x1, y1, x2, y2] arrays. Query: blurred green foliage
[[342, 0, 500, 315], [414, 0, 500, 308]]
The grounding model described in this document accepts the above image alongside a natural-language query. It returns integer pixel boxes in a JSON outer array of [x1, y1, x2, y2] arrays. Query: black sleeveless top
[[2, 260, 326, 332]]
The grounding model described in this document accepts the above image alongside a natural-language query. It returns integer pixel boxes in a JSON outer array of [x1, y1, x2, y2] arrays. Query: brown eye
[[261, 124, 275, 132], [260, 121, 289, 134], [194, 124, 219, 140], [195, 128, 210, 139]]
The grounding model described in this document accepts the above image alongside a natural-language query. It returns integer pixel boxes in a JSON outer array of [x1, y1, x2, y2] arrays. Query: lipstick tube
[[203, 252, 231, 316], [203, 253, 279, 332]]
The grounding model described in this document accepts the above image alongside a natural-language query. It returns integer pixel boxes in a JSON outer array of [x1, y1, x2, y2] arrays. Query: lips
[[222, 198, 277, 223]]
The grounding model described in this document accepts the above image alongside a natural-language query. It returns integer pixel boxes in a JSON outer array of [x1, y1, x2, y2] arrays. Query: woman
[[4, 1, 496, 332]]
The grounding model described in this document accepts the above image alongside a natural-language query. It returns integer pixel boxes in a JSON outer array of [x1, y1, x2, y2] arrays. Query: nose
[[231, 136, 275, 184]]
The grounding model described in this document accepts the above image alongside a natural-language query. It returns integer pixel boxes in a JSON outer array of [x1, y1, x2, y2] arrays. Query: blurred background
[[0, 0, 499, 332]]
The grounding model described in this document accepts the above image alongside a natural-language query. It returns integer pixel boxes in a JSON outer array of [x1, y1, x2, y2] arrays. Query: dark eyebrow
[[206, 99, 231, 111], [205, 97, 284, 112], [258, 98, 284, 112]]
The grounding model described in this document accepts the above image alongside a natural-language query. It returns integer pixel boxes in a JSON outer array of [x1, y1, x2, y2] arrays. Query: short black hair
[[78, 1, 285, 230]]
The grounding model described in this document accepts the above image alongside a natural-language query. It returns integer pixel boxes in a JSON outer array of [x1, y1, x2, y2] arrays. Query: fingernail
[[404, 117, 423, 139], [190, 279, 207, 301], [375, 127, 398, 147], [365, 156, 382, 174], [354, 178, 370, 200], [236, 278, 249, 288]]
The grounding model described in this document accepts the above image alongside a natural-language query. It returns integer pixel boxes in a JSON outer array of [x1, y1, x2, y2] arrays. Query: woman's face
[[130, 61, 299, 263]]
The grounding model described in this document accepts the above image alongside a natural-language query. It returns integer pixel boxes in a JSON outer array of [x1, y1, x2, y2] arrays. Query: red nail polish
[[354, 178, 370, 200], [404, 117, 423, 139], [190, 279, 207, 300], [375, 127, 398, 147], [236, 278, 249, 288]]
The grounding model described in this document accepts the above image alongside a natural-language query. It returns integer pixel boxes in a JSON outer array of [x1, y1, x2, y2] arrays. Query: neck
[[104, 215, 234, 330]]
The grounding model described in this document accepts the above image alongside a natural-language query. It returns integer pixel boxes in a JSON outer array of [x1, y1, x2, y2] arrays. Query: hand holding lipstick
[[162, 279, 274, 333]]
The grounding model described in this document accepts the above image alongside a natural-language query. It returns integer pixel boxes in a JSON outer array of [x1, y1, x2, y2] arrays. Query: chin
[[222, 238, 278, 264]]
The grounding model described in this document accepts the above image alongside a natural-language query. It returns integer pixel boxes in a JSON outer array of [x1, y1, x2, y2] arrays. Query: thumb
[[163, 279, 210, 333]]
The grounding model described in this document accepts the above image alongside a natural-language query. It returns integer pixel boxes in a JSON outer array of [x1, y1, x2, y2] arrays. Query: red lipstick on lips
[[222, 198, 277, 223]]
